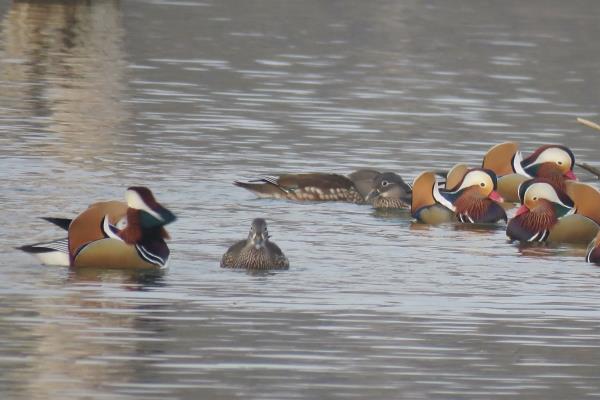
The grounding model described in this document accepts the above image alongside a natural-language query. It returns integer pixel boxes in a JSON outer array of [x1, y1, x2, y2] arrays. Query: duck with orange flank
[[411, 166, 506, 224], [482, 142, 577, 202], [19, 187, 176, 269]]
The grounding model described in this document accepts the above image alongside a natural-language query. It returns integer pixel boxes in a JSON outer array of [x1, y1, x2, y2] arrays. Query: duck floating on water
[[506, 179, 599, 244], [235, 173, 364, 203], [19, 187, 176, 269], [221, 218, 289, 270], [411, 167, 506, 224], [482, 142, 577, 202], [364, 172, 412, 209]]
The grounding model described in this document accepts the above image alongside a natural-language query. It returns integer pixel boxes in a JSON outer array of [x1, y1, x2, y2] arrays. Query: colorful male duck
[[482, 142, 577, 202], [364, 172, 412, 209], [506, 179, 599, 244], [234, 172, 367, 203], [411, 167, 506, 224], [221, 218, 289, 270], [19, 187, 176, 269]]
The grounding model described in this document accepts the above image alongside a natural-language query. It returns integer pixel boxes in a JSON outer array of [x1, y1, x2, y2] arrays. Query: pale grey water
[[1, 0, 600, 399]]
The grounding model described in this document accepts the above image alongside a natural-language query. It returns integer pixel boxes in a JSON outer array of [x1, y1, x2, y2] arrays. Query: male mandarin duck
[[221, 218, 289, 270], [587, 233, 600, 264], [506, 179, 599, 244], [482, 142, 577, 202], [234, 171, 372, 203], [19, 187, 176, 269], [411, 167, 506, 224], [364, 172, 412, 209]]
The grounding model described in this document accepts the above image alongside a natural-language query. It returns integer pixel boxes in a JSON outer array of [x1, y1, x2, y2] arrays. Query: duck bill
[[364, 189, 380, 203], [514, 205, 529, 217], [564, 170, 577, 180], [251, 233, 266, 248], [488, 190, 504, 203], [139, 206, 177, 229]]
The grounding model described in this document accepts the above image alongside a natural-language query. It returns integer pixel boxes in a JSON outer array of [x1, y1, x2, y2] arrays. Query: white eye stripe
[[524, 182, 567, 206], [529, 148, 572, 167], [459, 171, 492, 191]]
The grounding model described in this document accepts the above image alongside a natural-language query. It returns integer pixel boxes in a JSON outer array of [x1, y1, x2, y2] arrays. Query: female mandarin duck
[[221, 218, 289, 270], [506, 179, 599, 244], [364, 172, 412, 209], [234, 172, 370, 203], [411, 167, 506, 224], [587, 233, 600, 264], [19, 187, 176, 269], [482, 142, 577, 202]]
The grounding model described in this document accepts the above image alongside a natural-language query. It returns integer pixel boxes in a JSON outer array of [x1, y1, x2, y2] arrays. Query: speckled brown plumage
[[234, 173, 365, 203], [221, 219, 289, 270]]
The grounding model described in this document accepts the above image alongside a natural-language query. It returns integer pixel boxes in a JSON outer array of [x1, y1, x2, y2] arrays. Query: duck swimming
[[221, 218, 289, 270], [411, 168, 506, 224], [19, 187, 176, 269]]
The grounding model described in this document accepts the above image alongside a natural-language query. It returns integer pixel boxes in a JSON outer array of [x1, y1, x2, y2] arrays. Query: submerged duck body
[[235, 173, 365, 203], [411, 167, 506, 224], [506, 179, 599, 244], [482, 142, 577, 202], [19, 187, 176, 269], [221, 218, 289, 270]]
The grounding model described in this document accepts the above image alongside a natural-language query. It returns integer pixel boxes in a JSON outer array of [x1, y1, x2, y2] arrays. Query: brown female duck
[[235, 173, 366, 203], [364, 172, 412, 209], [221, 218, 289, 270]]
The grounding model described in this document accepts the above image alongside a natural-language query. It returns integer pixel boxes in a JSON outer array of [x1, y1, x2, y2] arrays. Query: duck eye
[[381, 180, 389, 187], [533, 196, 538, 201], [557, 161, 563, 166], [480, 182, 485, 187]]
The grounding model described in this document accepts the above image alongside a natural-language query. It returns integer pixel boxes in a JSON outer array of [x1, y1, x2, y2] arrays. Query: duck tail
[[17, 238, 70, 266]]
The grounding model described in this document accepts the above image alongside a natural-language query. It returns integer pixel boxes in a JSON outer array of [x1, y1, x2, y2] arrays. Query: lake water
[[2, 0, 600, 398]]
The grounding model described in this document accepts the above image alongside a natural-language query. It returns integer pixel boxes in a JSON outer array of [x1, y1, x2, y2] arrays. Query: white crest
[[125, 189, 163, 221]]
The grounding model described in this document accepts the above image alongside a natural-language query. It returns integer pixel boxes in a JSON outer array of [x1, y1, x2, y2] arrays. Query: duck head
[[247, 218, 270, 249], [521, 145, 577, 186], [365, 172, 412, 206], [507, 179, 575, 242], [118, 187, 176, 244]]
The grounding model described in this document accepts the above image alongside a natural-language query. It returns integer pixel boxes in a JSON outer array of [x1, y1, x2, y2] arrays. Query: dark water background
[[1, 0, 600, 398]]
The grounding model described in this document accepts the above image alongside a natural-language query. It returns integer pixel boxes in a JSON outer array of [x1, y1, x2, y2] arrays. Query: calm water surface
[[1, 0, 600, 398]]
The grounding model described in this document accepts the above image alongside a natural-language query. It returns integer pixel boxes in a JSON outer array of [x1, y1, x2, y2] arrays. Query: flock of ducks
[[19, 141, 600, 270]]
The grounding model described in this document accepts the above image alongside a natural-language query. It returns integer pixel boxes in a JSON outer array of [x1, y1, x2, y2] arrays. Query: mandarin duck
[[364, 172, 412, 209], [411, 167, 506, 224], [19, 187, 176, 269], [234, 172, 366, 203], [482, 142, 577, 202], [221, 218, 289, 270], [506, 179, 599, 244]]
